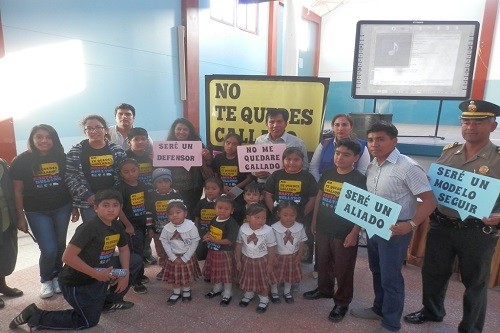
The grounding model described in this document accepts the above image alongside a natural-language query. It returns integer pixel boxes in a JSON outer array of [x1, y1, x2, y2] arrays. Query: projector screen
[[351, 20, 480, 100]]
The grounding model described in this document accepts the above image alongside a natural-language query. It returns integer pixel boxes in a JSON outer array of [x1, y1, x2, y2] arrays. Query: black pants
[[421, 221, 497, 333]]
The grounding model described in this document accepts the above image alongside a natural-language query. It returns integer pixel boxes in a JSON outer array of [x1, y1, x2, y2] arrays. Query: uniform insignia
[[478, 166, 489, 175], [443, 142, 459, 151]]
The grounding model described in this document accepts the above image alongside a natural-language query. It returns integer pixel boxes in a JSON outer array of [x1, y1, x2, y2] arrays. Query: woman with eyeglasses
[[10, 124, 73, 299], [65, 115, 126, 224]]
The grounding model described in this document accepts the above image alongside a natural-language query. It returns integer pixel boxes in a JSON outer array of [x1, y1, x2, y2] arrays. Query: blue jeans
[[79, 207, 96, 223], [25, 202, 72, 282], [367, 233, 412, 331]]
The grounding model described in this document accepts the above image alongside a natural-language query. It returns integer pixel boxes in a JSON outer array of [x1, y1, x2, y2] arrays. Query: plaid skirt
[[274, 253, 302, 284], [202, 250, 234, 284], [239, 255, 277, 292], [163, 254, 201, 285]]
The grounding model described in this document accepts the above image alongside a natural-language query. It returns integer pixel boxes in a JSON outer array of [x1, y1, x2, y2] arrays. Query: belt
[[432, 210, 498, 234]]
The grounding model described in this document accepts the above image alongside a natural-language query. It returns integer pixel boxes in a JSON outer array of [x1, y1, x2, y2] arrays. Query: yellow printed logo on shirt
[[138, 162, 152, 174], [36, 162, 59, 176], [200, 209, 216, 221], [155, 200, 168, 212], [220, 166, 238, 177], [209, 225, 223, 240], [323, 180, 342, 197], [130, 192, 144, 206], [103, 234, 120, 251], [89, 155, 113, 167], [278, 180, 301, 193]]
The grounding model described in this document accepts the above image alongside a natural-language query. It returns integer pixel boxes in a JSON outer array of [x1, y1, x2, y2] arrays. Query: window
[[211, 0, 258, 34]]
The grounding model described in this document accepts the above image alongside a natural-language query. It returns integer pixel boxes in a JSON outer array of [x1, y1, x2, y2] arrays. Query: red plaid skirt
[[163, 254, 201, 285], [274, 253, 302, 284], [202, 250, 235, 284], [239, 255, 277, 292]]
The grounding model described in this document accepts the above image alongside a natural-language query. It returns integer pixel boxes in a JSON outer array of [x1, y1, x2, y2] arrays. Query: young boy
[[116, 158, 153, 294], [303, 138, 367, 323], [10, 190, 135, 330], [147, 168, 183, 280], [126, 127, 157, 266], [233, 181, 268, 226]]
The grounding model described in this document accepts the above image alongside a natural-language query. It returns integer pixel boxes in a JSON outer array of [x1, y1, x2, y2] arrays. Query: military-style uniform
[[409, 100, 500, 333]]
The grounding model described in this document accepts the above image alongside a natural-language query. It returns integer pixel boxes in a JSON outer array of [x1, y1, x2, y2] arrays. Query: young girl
[[235, 203, 277, 313], [193, 177, 224, 260], [270, 201, 307, 304], [159, 200, 201, 305], [202, 196, 239, 306], [263, 147, 318, 262], [211, 133, 253, 199]]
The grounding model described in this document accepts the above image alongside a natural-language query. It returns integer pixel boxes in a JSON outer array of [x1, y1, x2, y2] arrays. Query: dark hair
[[224, 132, 242, 145], [336, 138, 362, 156], [282, 147, 304, 161], [215, 195, 234, 209], [80, 114, 108, 130], [244, 182, 261, 194], [127, 127, 148, 140], [94, 189, 123, 205], [331, 114, 353, 127], [366, 121, 398, 139], [115, 103, 136, 117], [166, 118, 201, 141], [166, 200, 188, 213], [245, 202, 267, 216], [27, 124, 64, 156], [204, 176, 224, 191], [276, 200, 299, 215], [266, 109, 289, 123], [119, 158, 139, 171]]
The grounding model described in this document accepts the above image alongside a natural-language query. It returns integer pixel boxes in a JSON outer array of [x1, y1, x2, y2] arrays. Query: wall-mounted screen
[[352, 20, 480, 100]]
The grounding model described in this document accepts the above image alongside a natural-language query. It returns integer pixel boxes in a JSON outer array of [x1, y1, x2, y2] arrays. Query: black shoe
[[140, 275, 150, 284], [167, 293, 181, 305], [205, 290, 222, 299], [0, 297, 4, 309], [303, 288, 331, 300], [133, 283, 148, 294], [404, 310, 443, 324], [328, 305, 349, 323], [9, 303, 39, 329], [144, 255, 157, 265], [269, 292, 281, 304], [182, 290, 192, 302], [220, 296, 232, 307], [256, 301, 269, 313], [239, 296, 253, 308]]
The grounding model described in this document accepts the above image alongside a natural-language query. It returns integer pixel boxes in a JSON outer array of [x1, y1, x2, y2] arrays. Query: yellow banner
[[206, 75, 329, 152]]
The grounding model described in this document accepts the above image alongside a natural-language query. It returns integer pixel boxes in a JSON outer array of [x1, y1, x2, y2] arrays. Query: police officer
[[404, 100, 500, 333]]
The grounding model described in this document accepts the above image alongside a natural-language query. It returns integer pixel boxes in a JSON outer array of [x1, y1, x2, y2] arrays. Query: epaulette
[[443, 142, 459, 151]]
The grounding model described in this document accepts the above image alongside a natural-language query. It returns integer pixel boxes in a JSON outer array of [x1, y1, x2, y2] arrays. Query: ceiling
[[303, 0, 351, 16]]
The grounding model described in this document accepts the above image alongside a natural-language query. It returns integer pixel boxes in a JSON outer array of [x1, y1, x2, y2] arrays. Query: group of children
[[10, 127, 366, 330]]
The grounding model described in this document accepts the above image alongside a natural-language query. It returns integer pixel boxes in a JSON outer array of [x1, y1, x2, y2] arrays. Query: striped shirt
[[366, 148, 431, 220]]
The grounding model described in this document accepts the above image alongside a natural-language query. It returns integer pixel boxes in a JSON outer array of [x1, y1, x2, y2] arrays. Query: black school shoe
[[182, 290, 192, 302], [239, 296, 253, 307], [256, 301, 269, 313], [205, 290, 222, 299], [220, 296, 232, 307], [9, 303, 39, 329], [328, 305, 348, 323]]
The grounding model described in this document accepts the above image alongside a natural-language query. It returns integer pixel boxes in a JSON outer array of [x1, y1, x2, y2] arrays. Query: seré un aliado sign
[[335, 183, 402, 241], [428, 163, 500, 220]]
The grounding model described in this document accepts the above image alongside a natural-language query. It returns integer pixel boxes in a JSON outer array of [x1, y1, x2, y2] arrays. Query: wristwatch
[[408, 220, 418, 231]]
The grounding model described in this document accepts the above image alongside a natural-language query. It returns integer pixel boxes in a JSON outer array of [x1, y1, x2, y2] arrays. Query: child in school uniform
[[193, 177, 224, 260], [235, 203, 277, 313], [115, 158, 153, 294], [147, 168, 183, 280], [270, 200, 307, 304], [159, 200, 201, 305], [202, 196, 240, 306]]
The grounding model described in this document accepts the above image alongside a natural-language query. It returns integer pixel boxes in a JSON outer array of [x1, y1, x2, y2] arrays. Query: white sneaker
[[52, 277, 61, 294], [40, 281, 54, 299]]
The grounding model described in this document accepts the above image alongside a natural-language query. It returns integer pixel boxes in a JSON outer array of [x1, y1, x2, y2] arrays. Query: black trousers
[[421, 221, 498, 333]]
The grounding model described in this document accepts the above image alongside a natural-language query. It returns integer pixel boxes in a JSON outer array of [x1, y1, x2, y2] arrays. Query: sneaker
[[144, 255, 157, 265], [102, 300, 134, 312], [133, 283, 148, 294], [40, 281, 54, 299], [52, 277, 62, 294], [9, 303, 39, 329], [156, 268, 165, 280], [140, 275, 150, 284]]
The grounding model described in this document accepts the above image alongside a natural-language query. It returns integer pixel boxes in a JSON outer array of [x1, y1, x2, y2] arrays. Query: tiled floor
[[1, 222, 499, 333]]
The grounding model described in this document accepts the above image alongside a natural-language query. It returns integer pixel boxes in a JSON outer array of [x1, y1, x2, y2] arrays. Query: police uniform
[[405, 100, 500, 333]]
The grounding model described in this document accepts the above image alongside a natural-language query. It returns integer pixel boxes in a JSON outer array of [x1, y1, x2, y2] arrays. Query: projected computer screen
[[352, 20, 479, 100]]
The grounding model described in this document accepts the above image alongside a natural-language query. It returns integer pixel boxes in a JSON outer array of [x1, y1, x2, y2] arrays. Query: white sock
[[284, 283, 292, 294], [182, 287, 190, 293], [173, 288, 181, 294], [258, 295, 269, 304], [270, 284, 278, 294], [222, 283, 232, 298], [212, 283, 223, 293], [244, 291, 255, 299]]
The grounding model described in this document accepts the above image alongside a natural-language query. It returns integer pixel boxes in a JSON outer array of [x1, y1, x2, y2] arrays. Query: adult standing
[[66, 115, 127, 225], [309, 113, 370, 180], [254, 109, 309, 185], [10, 125, 73, 299], [108, 103, 153, 151], [166, 118, 212, 218], [0, 159, 23, 308], [350, 122, 436, 333], [404, 100, 500, 333]]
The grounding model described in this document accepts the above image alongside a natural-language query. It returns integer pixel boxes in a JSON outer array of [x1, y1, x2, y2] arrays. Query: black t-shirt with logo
[[80, 141, 116, 192]]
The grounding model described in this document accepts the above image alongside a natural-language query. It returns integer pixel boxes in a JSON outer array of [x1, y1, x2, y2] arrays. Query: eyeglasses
[[84, 127, 105, 133]]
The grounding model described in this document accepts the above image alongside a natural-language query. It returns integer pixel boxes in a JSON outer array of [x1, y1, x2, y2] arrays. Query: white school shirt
[[159, 219, 200, 263], [237, 223, 277, 259], [272, 221, 307, 255]]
